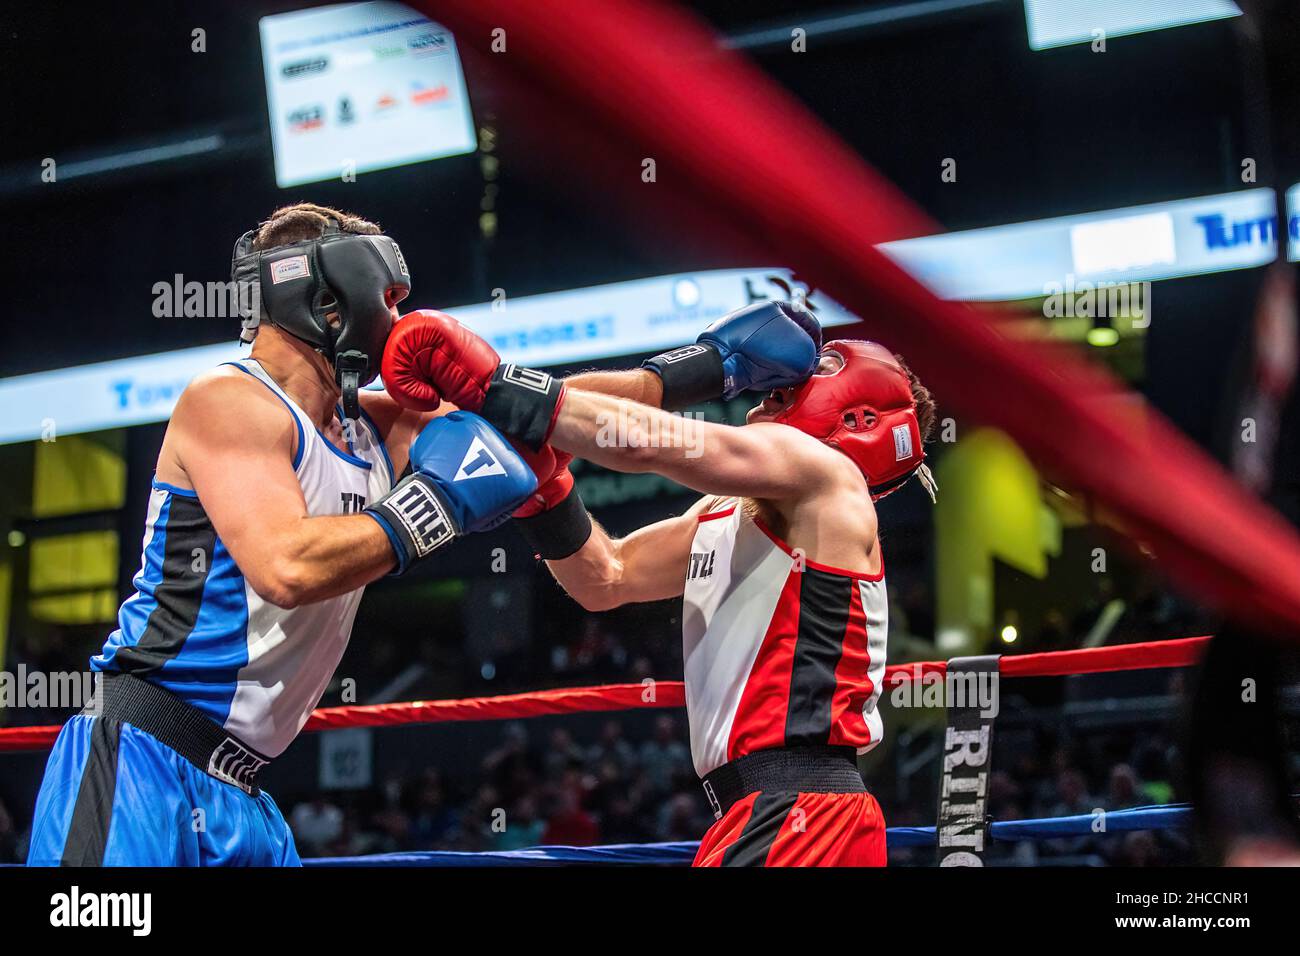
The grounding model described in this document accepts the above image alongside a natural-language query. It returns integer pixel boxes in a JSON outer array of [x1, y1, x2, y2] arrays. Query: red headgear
[[773, 340, 935, 501]]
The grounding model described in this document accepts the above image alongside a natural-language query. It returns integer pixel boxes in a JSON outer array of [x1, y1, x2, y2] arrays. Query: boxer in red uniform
[[382, 302, 936, 866]]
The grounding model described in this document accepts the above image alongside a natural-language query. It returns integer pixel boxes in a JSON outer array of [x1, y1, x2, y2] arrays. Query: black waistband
[[701, 746, 865, 819], [87, 672, 270, 796]]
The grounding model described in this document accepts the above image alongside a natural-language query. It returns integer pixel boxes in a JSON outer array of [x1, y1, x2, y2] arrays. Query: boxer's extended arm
[[548, 389, 834, 501], [170, 374, 397, 609], [380, 300, 818, 425], [561, 368, 664, 408], [364, 368, 657, 478], [544, 496, 717, 611]]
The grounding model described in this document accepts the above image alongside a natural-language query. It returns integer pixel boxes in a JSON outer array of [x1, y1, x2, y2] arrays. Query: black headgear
[[231, 220, 411, 422]]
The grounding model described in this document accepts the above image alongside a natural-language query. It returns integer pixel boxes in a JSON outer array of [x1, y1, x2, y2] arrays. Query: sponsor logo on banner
[[410, 82, 449, 107], [408, 31, 450, 56], [110, 376, 193, 412], [287, 105, 324, 132], [0, 269, 849, 446], [281, 56, 328, 78], [1194, 211, 1300, 251]]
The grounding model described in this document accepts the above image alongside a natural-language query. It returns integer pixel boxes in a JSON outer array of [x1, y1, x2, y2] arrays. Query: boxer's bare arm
[[163, 373, 397, 609], [549, 389, 836, 501], [561, 368, 664, 407], [544, 495, 718, 611]]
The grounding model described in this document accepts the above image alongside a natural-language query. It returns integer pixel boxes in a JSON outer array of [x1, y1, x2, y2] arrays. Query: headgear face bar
[[231, 219, 411, 422]]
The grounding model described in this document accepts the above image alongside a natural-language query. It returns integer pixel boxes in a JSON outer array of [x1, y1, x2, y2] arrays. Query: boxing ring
[[0, 635, 1207, 865]]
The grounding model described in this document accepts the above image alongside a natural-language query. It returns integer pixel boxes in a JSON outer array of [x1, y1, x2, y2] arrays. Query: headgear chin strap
[[773, 339, 936, 502], [231, 220, 411, 422]]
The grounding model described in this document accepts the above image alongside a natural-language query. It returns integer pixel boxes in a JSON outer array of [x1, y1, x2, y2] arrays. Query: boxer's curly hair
[[252, 202, 382, 250], [895, 355, 936, 443]]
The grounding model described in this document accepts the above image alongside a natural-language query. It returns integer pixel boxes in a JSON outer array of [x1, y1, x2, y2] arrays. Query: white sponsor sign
[[260, 2, 477, 187], [319, 727, 373, 790], [881, 185, 1298, 301], [1024, 0, 1241, 51]]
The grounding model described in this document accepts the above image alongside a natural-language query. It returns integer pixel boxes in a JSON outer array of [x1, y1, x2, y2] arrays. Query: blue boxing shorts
[[27, 714, 299, 867]]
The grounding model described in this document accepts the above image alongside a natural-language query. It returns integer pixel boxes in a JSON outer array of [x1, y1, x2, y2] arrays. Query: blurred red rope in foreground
[[0, 636, 1209, 752], [419, 0, 1300, 638]]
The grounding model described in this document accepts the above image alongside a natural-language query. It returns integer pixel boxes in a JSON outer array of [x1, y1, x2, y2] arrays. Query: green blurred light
[[1087, 326, 1120, 347]]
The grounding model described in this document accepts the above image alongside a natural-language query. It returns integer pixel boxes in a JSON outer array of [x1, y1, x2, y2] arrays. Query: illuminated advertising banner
[[1023, 0, 1241, 51], [4, 185, 1296, 446], [882, 186, 1298, 301], [0, 270, 836, 446], [260, 2, 476, 187]]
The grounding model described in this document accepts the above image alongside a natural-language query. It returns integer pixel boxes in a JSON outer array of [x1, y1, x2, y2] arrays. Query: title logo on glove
[[387, 480, 455, 557], [499, 364, 553, 393]]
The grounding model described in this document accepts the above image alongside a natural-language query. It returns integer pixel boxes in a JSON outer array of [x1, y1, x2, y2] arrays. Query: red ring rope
[[0, 636, 1208, 752]]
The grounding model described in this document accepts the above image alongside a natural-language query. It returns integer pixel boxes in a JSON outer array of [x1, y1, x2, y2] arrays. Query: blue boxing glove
[[702, 301, 823, 398], [644, 301, 823, 410], [364, 411, 538, 574]]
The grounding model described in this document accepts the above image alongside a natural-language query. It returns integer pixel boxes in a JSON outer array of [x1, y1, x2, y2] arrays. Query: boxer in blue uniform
[[27, 204, 537, 866]]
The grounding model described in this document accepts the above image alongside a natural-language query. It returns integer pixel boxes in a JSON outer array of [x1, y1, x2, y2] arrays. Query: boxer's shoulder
[[187, 362, 271, 396], [170, 366, 297, 447]]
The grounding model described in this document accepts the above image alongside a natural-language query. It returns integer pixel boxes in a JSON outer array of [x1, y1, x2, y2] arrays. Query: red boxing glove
[[381, 309, 500, 412], [514, 446, 576, 519]]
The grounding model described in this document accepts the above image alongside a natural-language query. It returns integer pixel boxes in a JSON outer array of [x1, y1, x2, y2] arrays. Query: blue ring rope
[[303, 802, 1188, 866]]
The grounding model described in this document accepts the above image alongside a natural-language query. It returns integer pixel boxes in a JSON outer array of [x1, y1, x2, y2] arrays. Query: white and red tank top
[[682, 498, 888, 778]]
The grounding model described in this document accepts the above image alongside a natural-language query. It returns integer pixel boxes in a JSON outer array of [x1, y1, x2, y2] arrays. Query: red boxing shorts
[[693, 790, 886, 867]]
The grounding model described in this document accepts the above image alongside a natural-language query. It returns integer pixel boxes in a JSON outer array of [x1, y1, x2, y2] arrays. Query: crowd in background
[[275, 716, 1191, 864], [286, 715, 705, 859]]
